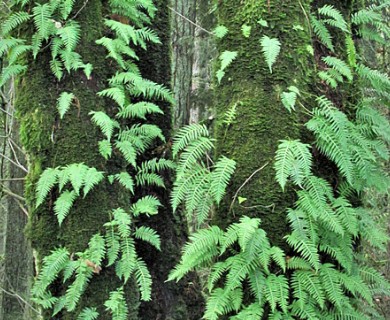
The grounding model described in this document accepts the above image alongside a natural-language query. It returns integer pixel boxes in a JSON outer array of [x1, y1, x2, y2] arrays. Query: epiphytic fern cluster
[[1, 0, 173, 318], [169, 2, 390, 320]]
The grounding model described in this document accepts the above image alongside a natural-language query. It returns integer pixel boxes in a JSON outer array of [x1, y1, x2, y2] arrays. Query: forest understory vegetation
[[0, 0, 389, 319]]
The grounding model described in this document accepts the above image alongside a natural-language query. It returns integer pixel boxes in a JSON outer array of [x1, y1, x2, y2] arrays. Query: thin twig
[[0, 152, 28, 173], [168, 6, 214, 35], [0, 287, 40, 315], [1, 185, 26, 201], [229, 162, 269, 214], [71, 0, 89, 20]]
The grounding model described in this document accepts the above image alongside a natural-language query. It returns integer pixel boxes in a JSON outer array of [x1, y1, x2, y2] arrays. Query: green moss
[[16, 1, 140, 318], [213, 0, 314, 248]]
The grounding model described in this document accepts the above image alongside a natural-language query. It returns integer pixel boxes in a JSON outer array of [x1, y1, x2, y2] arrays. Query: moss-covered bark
[[214, 0, 314, 247], [16, 0, 202, 319], [17, 1, 140, 319]]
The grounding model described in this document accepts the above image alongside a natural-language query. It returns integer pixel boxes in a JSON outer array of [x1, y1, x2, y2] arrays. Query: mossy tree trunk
[[16, 0, 202, 319], [213, 0, 314, 247]]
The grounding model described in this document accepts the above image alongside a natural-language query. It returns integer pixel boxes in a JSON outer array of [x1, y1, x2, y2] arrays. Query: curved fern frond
[[90, 111, 120, 141], [172, 123, 209, 158], [135, 226, 160, 250], [1, 11, 31, 36], [36, 167, 60, 207]]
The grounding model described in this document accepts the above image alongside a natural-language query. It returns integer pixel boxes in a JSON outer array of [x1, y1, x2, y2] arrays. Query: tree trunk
[[214, 0, 314, 247], [15, 0, 202, 318], [0, 91, 33, 319]]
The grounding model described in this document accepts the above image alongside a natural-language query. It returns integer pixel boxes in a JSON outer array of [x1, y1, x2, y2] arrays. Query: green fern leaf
[[57, 92, 75, 119], [210, 156, 236, 204], [97, 87, 126, 107], [90, 111, 120, 141], [82, 167, 104, 197], [260, 35, 281, 73], [213, 25, 229, 38], [1, 12, 31, 36], [77, 307, 99, 320], [114, 172, 134, 194], [0, 64, 27, 87], [54, 190, 77, 225], [310, 15, 334, 52], [134, 258, 152, 301], [117, 101, 163, 119], [115, 141, 137, 167], [172, 124, 209, 158], [32, 247, 70, 297], [56, 21, 80, 51], [105, 287, 128, 320], [98, 140, 112, 159], [131, 195, 161, 217], [135, 226, 160, 250], [36, 167, 59, 207], [50, 59, 64, 80]]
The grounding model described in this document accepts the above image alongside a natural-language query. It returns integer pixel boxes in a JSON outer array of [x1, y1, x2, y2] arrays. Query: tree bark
[[0, 90, 33, 319], [15, 0, 204, 318], [214, 0, 314, 248]]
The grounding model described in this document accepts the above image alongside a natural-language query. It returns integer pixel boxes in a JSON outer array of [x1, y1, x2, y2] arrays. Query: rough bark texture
[[214, 0, 314, 248], [138, 1, 204, 319], [171, 0, 196, 128], [0, 108, 33, 319]]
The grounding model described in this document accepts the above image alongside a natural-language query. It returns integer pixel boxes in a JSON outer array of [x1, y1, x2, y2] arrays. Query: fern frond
[[115, 141, 137, 167], [77, 307, 99, 320], [57, 92, 75, 119], [104, 287, 128, 320], [172, 123, 209, 158], [54, 190, 77, 225], [135, 226, 160, 250], [97, 86, 127, 107], [36, 167, 60, 207], [32, 247, 70, 297], [1, 11, 31, 36], [275, 140, 312, 190], [216, 50, 238, 82], [264, 274, 289, 313], [134, 258, 152, 301], [285, 232, 320, 270], [168, 226, 223, 281], [135, 172, 165, 188], [260, 35, 281, 73], [0, 64, 27, 87], [50, 58, 64, 80], [318, 5, 348, 32], [177, 137, 214, 175], [117, 101, 163, 119], [82, 167, 104, 197], [322, 56, 353, 81], [32, 3, 55, 40], [114, 172, 134, 194], [310, 15, 334, 52], [210, 156, 236, 204], [293, 270, 325, 309], [131, 195, 161, 217], [98, 140, 112, 159], [90, 111, 120, 141], [56, 21, 80, 52]]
